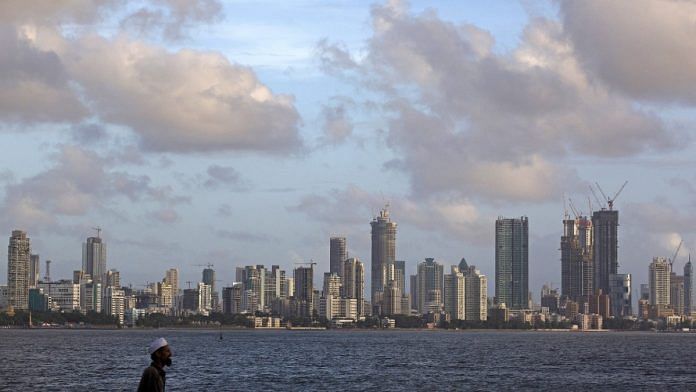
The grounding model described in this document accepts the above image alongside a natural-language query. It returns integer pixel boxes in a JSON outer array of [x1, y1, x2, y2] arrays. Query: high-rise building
[[649, 257, 671, 306], [371, 205, 397, 313], [29, 254, 40, 288], [444, 266, 465, 320], [561, 216, 593, 301], [592, 209, 619, 294], [240, 265, 266, 311], [105, 269, 120, 288], [670, 272, 685, 316], [103, 286, 125, 324], [685, 257, 693, 315], [463, 265, 488, 321], [294, 265, 314, 317], [222, 284, 242, 314], [323, 272, 342, 298], [382, 281, 402, 316], [7, 230, 31, 310], [83, 236, 106, 284], [202, 267, 218, 310], [164, 268, 179, 299], [416, 258, 444, 314], [198, 282, 212, 311], [330, 237, 347, 276], [609, 273, 632, 317], [342, 257, 365, 316], [38, 280, 80, 311], [495, 217, 529, 309], [265, 265, 286, 305]]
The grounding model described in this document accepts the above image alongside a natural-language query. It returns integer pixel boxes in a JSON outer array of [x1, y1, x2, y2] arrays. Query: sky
[[1, 0, 696, 301]]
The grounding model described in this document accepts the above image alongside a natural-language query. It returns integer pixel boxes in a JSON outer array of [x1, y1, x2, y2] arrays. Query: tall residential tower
[[370, 205, 396, 313], [495, 217, 529, 309], [7, 230, 31, 310]]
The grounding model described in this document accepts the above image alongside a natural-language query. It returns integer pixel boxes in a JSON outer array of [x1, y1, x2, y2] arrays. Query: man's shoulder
[[141, 365, 161, 377]]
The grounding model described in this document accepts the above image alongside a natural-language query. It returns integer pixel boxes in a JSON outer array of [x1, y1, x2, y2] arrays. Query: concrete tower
[[495, 217, 529, 309], [83, 235, 107, 283], [592, 209, 619, 294], [7, 230, 31, 310], [330, 237, 347, 276], [370, 205, 397, 314]]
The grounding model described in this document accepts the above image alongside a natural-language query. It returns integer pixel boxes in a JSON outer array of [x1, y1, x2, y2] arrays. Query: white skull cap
[[148, 337, 168, 355]]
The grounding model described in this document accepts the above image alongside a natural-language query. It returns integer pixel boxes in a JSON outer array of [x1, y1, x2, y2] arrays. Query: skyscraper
[[463, 265, 488, 321], [323, 272, 342, 298], [294, 265, 314, 317], [165, 268, 179, 298], [83, 236, 106, 283], [416, 258, 444, 314], [592, 209, 619, 294], [444, 266, 465, 320], [241, 265, 266, 311], [495, 217, 529, 309], [371, 205, 396, 313], [649, 257, 671, 306], [342, 257, 365, 316], [685, 257, 693, 315], [202, 267, 218, 310], [330, 237, 347, 276], [7, 230, 31, 310], [670, 272, 685, 316], [29, 254, 40, 288], [609, 273, 632, 317], [561, 216, 593, 301]]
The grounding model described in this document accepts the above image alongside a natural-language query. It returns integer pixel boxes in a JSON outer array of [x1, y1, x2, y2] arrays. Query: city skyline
[[1, 1, 695, 300]]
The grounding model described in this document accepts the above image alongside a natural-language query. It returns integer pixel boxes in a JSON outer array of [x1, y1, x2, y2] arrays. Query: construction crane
[[670, 240, 683, 268], [589, 185, 604, 210], [567, 198, 581, 219], [185, 281, 193, 289], [595, 181, 628, 211], [193, 263, 215, 269], [92, 226, 102, 238]]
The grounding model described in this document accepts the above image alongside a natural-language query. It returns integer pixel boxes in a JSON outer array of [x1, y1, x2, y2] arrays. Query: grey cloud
[[0, 0, 117, 25], [205, 165, 242, 188], [0, 145, 189, 233], [215, 229, 275, 242], [0, 27, 87, 124], [147, 208, 180, 224], [318, 100, 354, 146], [70, 123, 108, 144], [559, 0, 696, 104], [289, 184, 490, 246], [217, 203, 233, 217], [317, 3, 678, 202], [120, 0, 223, 41]]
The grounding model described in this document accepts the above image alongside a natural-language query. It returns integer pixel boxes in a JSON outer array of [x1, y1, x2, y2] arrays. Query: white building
[[649, 257, 671, 306], [444, 266, 465, 320], [103, 286, 125, 325], [464, 267, 487, 321], [38, 280, 80, 311]]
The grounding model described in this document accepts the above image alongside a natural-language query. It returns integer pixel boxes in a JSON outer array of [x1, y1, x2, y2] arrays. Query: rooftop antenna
[[44, 260, 51, 282]]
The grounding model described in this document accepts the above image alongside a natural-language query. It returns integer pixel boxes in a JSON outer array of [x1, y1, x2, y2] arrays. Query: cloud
[[318, 99, 354, 146], [120, 0, 223, 41], [0, 145, 188, 233], [215, 229, 275, 242], [559, 0, 696, 104], [0, 26, 87, 124], [147, 208, 180, 224], [318, 2, 679, 203], [204, 165, 243, 189], [289, 184, 490, 246], [61, 35, 302, 153], [0, 1, 302, 155]]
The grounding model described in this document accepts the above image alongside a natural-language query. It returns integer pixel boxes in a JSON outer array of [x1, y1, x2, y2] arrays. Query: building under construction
[[561, 216, 593, 302]]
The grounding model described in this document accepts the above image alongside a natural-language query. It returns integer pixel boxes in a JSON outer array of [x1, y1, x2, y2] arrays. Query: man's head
[[148, 337, 172, 367]]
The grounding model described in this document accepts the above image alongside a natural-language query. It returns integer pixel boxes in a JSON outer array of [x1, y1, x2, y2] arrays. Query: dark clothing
[[137, 362, 166, 392]]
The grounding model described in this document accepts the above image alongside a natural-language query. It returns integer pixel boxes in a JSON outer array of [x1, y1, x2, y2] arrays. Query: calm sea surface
[[1, 329, 695, 391]]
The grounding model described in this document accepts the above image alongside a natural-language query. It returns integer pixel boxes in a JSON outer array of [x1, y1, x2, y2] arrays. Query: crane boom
[[670, 240, 683, 267], [589, 185, 605, 210]]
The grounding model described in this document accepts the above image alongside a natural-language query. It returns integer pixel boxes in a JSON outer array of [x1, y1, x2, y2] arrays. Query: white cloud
[[559, 0, 696, 104]]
